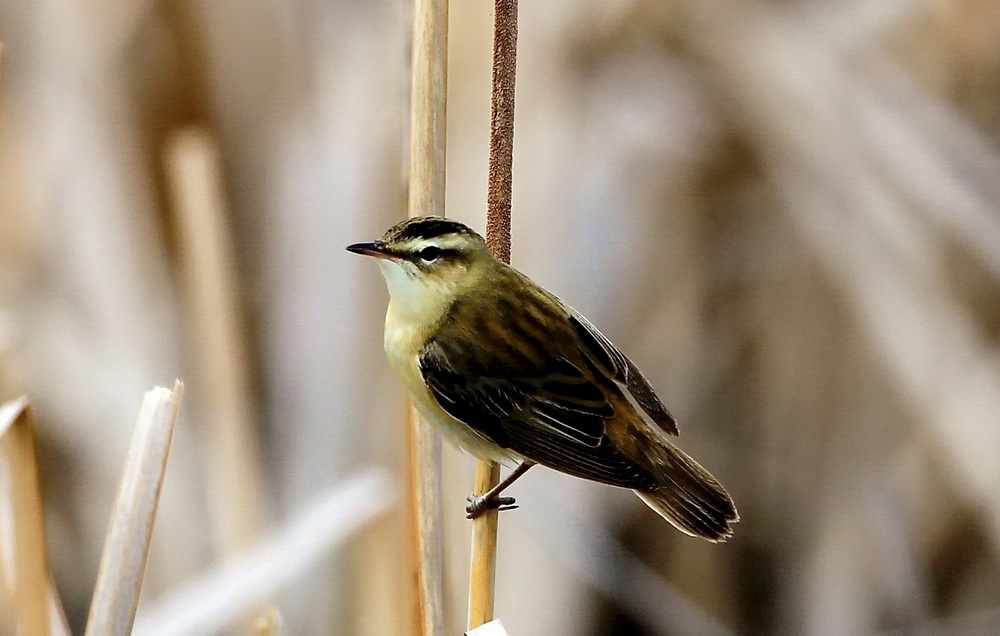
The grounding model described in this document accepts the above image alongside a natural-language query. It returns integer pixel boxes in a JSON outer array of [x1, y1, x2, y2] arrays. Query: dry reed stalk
[[407, 0, 449, 633], [467, 461, 501, 629], [0, 399, 71, 636], [84, 382, 183, 636], [405, 404, 445, 635], [0, 399, 47, 636], [133, 469, 394, 636], [468, 0, 517, 630], [165, 128, 267, 553], [0, 44, 6, 397]]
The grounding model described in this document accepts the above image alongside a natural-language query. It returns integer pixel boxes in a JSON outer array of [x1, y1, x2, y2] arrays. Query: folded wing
[[419, 328, 659, 490]]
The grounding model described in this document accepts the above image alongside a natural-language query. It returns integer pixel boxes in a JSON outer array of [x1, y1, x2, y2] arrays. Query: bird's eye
[[417, 246, 441, 262]]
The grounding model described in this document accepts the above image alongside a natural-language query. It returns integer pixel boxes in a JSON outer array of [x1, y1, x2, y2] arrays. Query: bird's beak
[[346, 241, 395, 259]]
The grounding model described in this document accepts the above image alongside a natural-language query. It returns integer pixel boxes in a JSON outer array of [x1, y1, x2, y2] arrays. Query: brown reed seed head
[[485, 0, 518, 265]]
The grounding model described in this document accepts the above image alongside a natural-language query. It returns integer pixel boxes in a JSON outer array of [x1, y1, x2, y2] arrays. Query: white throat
[[377, 259, 453, 325]]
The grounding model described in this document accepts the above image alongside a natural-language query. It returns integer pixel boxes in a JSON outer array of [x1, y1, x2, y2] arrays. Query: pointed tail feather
[[635, 441, 738, 542]]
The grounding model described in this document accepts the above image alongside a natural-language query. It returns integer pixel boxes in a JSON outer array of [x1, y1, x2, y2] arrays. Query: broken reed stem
[[0, 399, 53, 636], [469, 0, 518, 630], [407, 0, 449, 633], [84, 382, 183, 636]]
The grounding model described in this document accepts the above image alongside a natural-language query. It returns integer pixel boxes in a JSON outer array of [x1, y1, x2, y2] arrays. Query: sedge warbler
[[348, 217, 737, 541]]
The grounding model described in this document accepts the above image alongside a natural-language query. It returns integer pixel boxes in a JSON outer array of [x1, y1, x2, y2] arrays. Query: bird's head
[[347, 217, 493, 319]]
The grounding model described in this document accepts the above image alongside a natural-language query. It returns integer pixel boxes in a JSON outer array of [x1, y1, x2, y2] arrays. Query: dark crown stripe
[[383, 216, 480, 242]]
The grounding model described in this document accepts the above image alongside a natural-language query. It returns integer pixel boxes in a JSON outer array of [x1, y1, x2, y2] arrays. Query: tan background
[[2, 0, 1000, 634]]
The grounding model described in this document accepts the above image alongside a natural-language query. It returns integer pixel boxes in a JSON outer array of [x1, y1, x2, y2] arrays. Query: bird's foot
[[466, 494, 518, 519]]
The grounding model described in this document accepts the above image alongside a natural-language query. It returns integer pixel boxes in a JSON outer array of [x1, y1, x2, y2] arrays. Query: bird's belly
[[384, 315, 515, 464]]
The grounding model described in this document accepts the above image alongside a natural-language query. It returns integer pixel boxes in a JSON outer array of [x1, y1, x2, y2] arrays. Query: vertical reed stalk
[[467, 461, 501, 629], [407, 0, 449, 633], [165, 128, 267, 554], [468, 0, 518, 630]]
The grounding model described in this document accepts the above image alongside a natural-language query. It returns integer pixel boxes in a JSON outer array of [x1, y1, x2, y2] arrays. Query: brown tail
[[635, 441, 738, 542]]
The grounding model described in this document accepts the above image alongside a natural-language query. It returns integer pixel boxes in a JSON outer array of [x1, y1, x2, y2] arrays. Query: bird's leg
[[466, 461, 535, 519]]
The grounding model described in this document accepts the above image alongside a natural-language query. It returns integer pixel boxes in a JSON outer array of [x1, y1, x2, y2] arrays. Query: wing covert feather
[[567, 312, 678, 436]]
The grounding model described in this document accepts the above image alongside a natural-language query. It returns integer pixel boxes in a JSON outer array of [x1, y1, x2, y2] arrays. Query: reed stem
[[468, 0, 518, 630], [406, 0, 449, 632]]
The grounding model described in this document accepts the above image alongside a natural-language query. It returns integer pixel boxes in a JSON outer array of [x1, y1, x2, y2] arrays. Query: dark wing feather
[[419, 341, 609, 449], [567, 312, 678, 436], [418, 316, 659, 490], [418, 346, 515, 447]]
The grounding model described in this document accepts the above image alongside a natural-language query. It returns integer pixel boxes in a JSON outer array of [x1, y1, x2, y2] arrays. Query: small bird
[[348, 216, 738, 541]]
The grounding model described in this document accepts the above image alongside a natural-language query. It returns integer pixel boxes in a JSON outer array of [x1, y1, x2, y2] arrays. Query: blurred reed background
[[2, 0, 1000, 634]]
